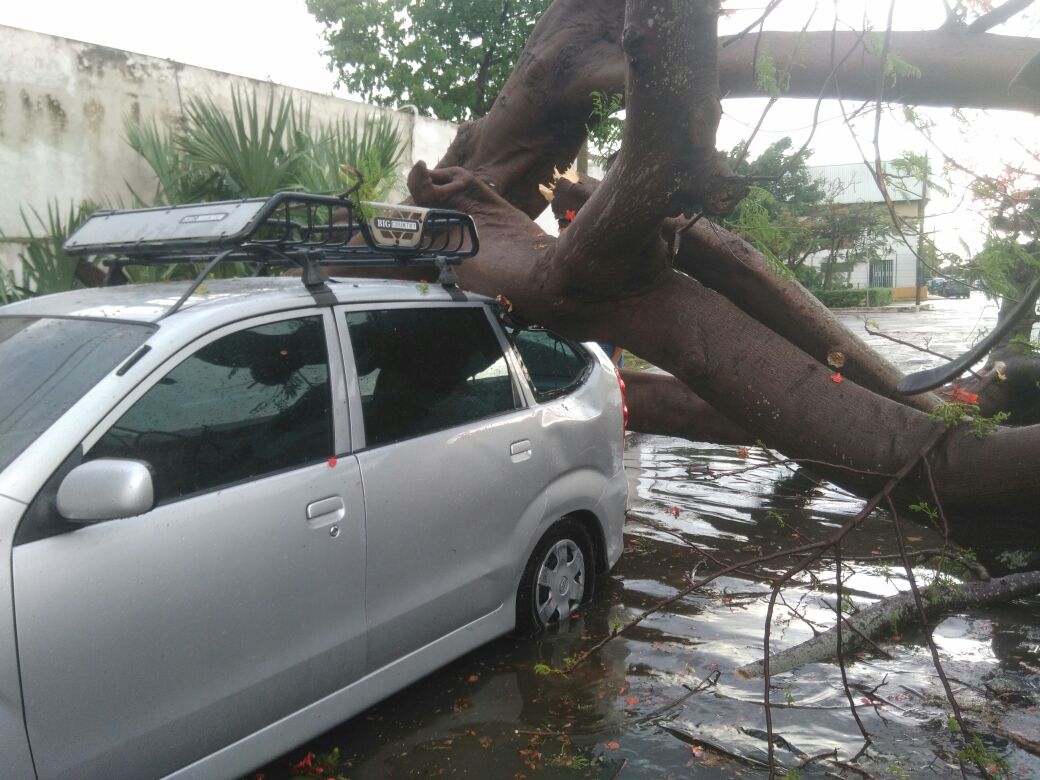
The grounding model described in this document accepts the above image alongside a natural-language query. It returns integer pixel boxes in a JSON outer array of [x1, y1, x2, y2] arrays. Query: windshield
[[0, 316, 153, 473]]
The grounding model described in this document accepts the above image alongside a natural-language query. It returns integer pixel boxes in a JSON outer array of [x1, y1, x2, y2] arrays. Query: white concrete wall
[[0, 25, 466, 274]]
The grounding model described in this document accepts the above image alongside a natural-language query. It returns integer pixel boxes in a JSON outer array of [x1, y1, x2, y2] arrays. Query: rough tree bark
[[405, 0, 1040, 566]]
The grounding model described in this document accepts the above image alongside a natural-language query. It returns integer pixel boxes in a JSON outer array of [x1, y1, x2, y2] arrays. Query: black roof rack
[[65, 189, 477, 280]]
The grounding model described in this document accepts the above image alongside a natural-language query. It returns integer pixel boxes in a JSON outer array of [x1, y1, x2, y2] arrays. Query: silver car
[[0, 273, 627, 779]]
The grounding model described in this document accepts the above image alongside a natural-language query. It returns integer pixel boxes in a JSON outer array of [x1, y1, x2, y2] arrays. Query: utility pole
[[915, 152, 929, 307]]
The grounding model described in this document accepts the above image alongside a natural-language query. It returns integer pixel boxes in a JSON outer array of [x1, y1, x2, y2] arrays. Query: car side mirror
[[56, 459, 155, 523]]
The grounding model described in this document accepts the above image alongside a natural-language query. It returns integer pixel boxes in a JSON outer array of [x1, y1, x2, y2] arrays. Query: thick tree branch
[[670, 218, 940, 413], [552, 174, 939, 413], [622, 369, 750, 444], [719, 31, 1040, 113], [967, 0, 1038, 33], [554, 0, 743, 301]]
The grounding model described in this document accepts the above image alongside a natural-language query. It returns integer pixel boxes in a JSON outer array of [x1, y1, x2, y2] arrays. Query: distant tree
[[956, 177, 1040, 421], [306, 0, 551, 122], [722, 138, 894, 289]]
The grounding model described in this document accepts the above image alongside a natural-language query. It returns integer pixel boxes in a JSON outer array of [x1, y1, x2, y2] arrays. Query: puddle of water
[[254, 295, 1040, 779]]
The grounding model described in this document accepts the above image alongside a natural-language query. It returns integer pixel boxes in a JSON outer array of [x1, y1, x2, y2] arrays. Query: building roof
[[810, 161, 925, 205]]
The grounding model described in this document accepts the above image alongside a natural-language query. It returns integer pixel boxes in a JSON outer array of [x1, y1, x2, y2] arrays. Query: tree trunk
[[410, 0, 1040, 567]]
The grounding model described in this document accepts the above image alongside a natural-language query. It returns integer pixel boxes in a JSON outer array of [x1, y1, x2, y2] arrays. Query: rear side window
[[345, 307, 519, 447], [508, 327, 591, 400], [88, 316, 332, 502]]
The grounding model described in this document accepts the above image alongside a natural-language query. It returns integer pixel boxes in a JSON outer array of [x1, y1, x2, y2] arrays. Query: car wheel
[[516, 519, 595, 634]]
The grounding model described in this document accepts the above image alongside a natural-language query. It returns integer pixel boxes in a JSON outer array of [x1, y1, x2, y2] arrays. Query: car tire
[[516, 518, 595, 635]]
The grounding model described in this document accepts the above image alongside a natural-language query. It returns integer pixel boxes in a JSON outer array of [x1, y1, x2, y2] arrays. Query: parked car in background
[[927, 277, 971, 298], [0, 195, 627, 780]]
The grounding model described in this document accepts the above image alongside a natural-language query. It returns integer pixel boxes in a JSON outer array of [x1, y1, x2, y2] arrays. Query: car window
[[508, 327, 591, 400], [88, 316, 333, 502], [345, 307, 519, 447]]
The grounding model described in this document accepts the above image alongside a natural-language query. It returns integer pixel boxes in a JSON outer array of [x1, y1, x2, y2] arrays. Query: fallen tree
[[389, 0, 1040, 570]]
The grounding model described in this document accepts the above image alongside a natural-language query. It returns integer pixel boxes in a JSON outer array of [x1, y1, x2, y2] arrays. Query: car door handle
[[510, 440, 532, 462], [306, 496, 346, 528]]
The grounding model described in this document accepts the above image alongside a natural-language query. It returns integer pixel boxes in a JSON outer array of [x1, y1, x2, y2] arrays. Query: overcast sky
[[2, 0, 1039, 251]]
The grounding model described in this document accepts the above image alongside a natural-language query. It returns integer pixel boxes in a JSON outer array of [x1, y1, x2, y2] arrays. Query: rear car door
[[12, 310, 367, 780], [339, 303, 545, 664]]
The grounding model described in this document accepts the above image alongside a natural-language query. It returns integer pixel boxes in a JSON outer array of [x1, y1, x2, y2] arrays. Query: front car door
[[12, 310, 367, 779]]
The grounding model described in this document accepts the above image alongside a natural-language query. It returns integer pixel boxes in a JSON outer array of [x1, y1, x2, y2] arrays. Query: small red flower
[[564, 209, 576, 222], [737, 446, 749, 458], [327, 457, 338, 468], [292, 752, 315, 772], [830, 373, 844, 384], [949, 384, 979, 404], [670, 506, 680, 518]]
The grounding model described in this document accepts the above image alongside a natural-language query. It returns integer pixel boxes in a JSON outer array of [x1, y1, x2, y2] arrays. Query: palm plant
[[1, 201, 100, 301], [125, 89, 404, 205], [6, 89, 407, 297]]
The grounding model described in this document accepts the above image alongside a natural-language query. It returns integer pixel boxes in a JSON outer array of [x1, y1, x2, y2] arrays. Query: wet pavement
[[253, 293, 1040, 779]]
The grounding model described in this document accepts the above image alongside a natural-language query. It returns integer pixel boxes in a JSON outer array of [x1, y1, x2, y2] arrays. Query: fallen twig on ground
[[736, 569, 1040, 678]]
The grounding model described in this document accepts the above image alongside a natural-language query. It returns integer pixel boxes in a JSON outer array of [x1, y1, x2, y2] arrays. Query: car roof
[[0, 277, 488, 324]]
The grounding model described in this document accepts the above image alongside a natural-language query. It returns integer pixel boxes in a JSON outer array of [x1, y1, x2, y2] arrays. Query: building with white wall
[[804, 161, 927, 300]]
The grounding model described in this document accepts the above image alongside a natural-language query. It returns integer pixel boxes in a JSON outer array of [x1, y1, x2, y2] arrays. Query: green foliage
[[1008, 334, 1040, 355], [306, 0, 551, 122], [545, 746, 595, 770], [812, 289, 868, 308], [931, 401, 973, 428], [8, 89, 404, 298], [867, 287, 893, 306], [884, 52, 921, 86], [177, 90, 305, 198], [0, 200, 100, 302], [754, 49, 788, 97], [126, 90, 404, 205], [533, 663, 553, 676], [930, 402, 1010, 437], [955, 735, 1010, 776], [973, 237, 1040, 299], [722, 186, 792, 276], [909, 501, 939, 522], [123, 90, 403, 284], [587, 91, 625, 170], [891, 152, 948, 198], [722, 138, 895, 289], [970, 409, 1010, 438]]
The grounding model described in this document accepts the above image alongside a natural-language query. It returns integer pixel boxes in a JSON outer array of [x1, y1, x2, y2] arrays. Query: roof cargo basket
[[64, 191, 478, 271]]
